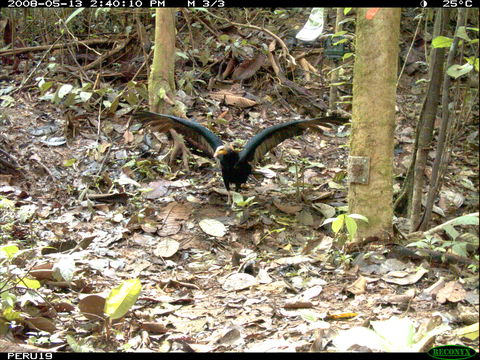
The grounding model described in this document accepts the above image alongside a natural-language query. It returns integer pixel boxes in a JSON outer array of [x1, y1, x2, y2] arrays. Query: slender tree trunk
[[410, 9, 447, 231], [420, 8, 467, 230]]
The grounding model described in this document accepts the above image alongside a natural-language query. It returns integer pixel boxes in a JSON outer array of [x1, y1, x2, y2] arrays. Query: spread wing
[[238, 116, 348, 164], [134, 111, 223, 157]]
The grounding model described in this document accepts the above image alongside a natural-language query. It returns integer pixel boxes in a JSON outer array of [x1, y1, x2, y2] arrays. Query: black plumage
[[134, 111, 347, 192]]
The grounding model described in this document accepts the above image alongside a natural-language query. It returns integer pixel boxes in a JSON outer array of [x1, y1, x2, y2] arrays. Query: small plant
[[408, 213, 479, 258], [231, 192, 257, 210], [322, 213, 369, 245]]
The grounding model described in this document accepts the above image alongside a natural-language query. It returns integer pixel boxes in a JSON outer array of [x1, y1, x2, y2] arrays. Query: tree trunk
[[348, 8, 401, 241], [420, 8, 467, 230], [410, 9, 447, 231], [149, 8, 176, 113]]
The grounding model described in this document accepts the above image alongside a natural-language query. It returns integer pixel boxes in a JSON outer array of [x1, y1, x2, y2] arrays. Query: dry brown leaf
[[268, 39, 277, 52], [123, 129, 134, 143], [141, 322, 169, 334], [154, 238, 180, 258], [209, 92, 257, 108], [273, 200, 302, 214], [30, 263, 54, 281], [345, 275, 367, 295], [78, 294, 106, 321], [157, 202, 192, 236], [232, 54, 266, 81], [436, 281, 467, 304], [26, 317, 56, 333]]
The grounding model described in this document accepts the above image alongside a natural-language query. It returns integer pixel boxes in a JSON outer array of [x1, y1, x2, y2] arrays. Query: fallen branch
[[0, 37, 126, 57]]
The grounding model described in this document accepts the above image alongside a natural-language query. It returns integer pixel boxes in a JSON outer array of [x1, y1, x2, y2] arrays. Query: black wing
[[238, 116, 348, 164], [134, 111, 223, 157]]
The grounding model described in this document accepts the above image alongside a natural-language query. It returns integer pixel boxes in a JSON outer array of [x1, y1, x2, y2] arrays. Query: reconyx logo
[[428, 345, 477, 360]]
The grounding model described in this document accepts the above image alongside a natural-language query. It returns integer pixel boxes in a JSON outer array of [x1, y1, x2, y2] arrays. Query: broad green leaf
[[370, 317, 416, 351], [432, 36, 453, 48], [0, 198, 15, 209], [449, 214, 479, 226], [0, 245, 19, 259], [465, 56, 479, 72], [66, 335, 96, 352], [1, 292, 17, 307], [3, 307, 23, 321], [344, 8, 352, 15], [447, 63, 473, 79], [39, 81, 54, 95], [452, 242, 468, 257], [104, 279, 142, 320], [17, 277, 41, 289], [219, 34, 230, 42], [345, 216, 358, 239], [331, 215, 345, 234], [442, 224, 459, 240], [231, 192, 244, 205]]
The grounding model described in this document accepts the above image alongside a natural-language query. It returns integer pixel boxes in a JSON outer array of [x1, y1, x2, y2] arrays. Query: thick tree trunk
[[348, 8, 401, 241]]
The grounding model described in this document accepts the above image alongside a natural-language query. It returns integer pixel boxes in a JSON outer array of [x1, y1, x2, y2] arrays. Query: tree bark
[[348, 8, 401, 241]]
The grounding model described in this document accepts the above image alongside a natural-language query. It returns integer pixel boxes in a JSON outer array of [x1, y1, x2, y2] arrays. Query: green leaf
[[3, 307, 23, 321], [442, 224, 459, 240], [465, 56, 479, 72], [331, 215, 345, 234], [17, 277, 41, 289], [0, 245, 19, 259], [219, 34, 230, 42], [344, 8, 352, 15], [455, 26, 471, 41], [176, 51, 189, 60], [432, 36, 453, 48], [39, 81, 54, 95], [231, 192, 244, 205], [345, 216, 358, 240], [370, 317, 416, 351], [63, 158, 77, 167], [332, 31, 347, 37], [452, 242, 468, 257], [449, 213, 479, 226], [447, 63, 474, 79], [0, 198, 15, 209], [104, 279, 142, 320], [79, 91, 92, 102], [65, 8, 85, 25]]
